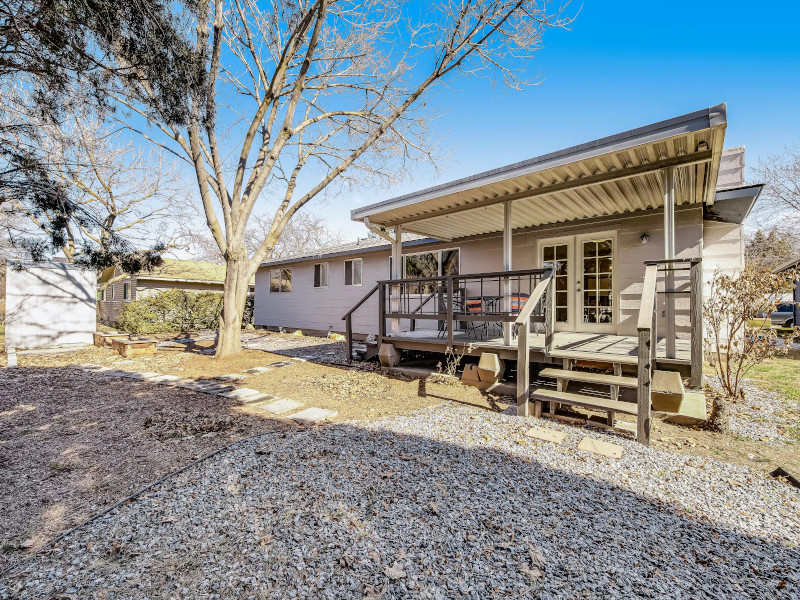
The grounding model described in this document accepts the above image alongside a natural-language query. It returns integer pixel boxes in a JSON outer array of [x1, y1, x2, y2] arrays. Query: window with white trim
[[270, 268, 292, 293], [344, 258, 362, 286], [313, 262, 329, 288], [110, 285, 115, 300], [100, 289, 106, 301], [123, 282, 130, 300], [402, 248, 460, 293]]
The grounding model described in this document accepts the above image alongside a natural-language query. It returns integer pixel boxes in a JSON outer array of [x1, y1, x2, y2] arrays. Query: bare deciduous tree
[[101, 0, 572, 356], [184, 211, 342, 263], [753, 145, 800, 225], [2, 97, 188, 289]]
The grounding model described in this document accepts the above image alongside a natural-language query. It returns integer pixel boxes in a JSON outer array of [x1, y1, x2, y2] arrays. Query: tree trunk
[[216, 255, 251, 358], [708, 392, 731, 434]]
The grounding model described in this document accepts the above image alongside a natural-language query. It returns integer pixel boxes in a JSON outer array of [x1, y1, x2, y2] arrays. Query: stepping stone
[[219, 388, 264, 400], [257, 398, 303, 414], [288, 407, 338, 424], [101, 370, 130, 377], [75, 363, 101, 370], [199, 385, 236, 394], [201, 349, 216, 355], [291, 357, 308, 363], [524, 426, 566, 444], [577, 437, 624, 459], [150, 375, 181, 384], [244, 367, 271, 374], [121, 371, 160, 380], [243, 393, 280, 405], [213, 373, 246, 382], [267, 361, 294, 368]]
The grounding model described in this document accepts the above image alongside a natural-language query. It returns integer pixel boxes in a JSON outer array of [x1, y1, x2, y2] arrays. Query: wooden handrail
[[341, 283, 380, 364], [637, 264, 659, 331], [341, 283, 380, 320], [515, 270, 553, 326]]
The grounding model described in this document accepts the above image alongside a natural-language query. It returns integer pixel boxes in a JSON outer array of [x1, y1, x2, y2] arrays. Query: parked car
[[756, 294, 795, 328]]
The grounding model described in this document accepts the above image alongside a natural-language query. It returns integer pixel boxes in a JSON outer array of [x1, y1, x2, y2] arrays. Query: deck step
[[547, 349, 639, 365], [530, 388, 639, 415], [538, 368, 638, 388]]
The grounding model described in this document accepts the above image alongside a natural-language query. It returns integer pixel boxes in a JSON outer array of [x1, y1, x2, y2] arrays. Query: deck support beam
[[663, 167, 676, 359], [503, 201, 513, 346], [390, 225, 403, 337]]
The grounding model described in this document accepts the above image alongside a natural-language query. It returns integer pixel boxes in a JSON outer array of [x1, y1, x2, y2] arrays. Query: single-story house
[[97, 259, 254, 325], [254, 104, 761, 444]]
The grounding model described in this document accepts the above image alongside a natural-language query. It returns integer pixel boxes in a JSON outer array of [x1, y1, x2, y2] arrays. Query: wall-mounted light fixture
[[640, 233, 650, 245]]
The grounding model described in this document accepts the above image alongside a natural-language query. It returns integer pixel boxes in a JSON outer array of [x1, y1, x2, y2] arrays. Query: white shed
[[4, 260, 97, 351]]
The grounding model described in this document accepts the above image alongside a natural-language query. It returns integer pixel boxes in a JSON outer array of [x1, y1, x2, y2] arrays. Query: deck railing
[[515, 270, 555, 417], [378, 268, 550, 347], [636, 257, 703, 446]]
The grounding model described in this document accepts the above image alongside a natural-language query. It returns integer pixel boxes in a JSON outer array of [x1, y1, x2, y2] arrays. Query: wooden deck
[[384, 330, 692, 365]]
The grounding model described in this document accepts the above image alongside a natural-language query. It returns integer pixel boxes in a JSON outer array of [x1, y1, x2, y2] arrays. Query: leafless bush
[[703, 266, 799, 432]]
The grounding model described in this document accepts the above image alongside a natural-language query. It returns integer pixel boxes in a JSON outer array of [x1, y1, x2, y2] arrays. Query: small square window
[[344, 258, 362, 286], [270, 268, 292, 293], [314, 263, 329, 288]]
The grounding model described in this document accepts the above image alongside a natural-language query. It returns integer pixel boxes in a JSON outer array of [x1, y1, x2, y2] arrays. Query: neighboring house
[[254, 104, 761, 443], [97, 259, 254, 325]]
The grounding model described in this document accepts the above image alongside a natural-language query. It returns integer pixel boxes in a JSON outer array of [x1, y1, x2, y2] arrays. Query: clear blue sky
[[327, 0, 800, 238]]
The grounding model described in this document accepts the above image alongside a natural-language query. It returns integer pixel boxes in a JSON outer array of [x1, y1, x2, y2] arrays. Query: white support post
[[390, 225, 402, 336], [503, 201, 512, 346], [663, 167, 676, 359]]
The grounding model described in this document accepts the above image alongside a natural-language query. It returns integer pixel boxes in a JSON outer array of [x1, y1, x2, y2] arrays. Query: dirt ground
[[2, 330, 798, 571], [0, 334, 516, 571]]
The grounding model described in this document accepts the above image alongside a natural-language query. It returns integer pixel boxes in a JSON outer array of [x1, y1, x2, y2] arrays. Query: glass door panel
[[542, 242, 570, 324], [581, 238, 613, 325]]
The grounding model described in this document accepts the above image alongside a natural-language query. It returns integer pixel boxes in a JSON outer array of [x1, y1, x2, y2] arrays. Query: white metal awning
[[352, 104, 728, 240]]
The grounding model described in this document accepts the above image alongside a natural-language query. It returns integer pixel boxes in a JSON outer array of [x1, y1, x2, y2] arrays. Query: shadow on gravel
[[0, 366, 288, 573], [1, 411, 797, 599]]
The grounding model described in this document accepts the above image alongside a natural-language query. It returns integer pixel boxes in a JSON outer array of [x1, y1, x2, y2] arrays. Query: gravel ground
[[2, 404, 797, 599], [708, 378, 795, 444]]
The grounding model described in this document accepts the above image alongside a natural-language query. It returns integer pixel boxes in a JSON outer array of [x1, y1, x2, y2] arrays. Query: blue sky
[[326, 0, 800, 238]]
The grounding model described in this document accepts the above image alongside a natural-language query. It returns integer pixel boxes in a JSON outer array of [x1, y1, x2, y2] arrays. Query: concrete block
[[460, 363, 493, 390], [244, 367, 271, 374], [651, 370, 685, 413], [213, 373, 246, 382], [524, 426, 566, 444], [577, 437, 623, 459], [150, 374, 181, 384], [288, 407, 338, 424], [219, 387, 264, 400], [477, 353, 505, 384], [257, 398, 304, 414], [378, 343, 401, 368], [664, 391, 706, 426]]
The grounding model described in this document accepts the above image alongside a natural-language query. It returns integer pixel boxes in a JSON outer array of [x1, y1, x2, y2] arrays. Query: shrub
[[703, 266, 799, 432], [116, 289, 252, 334]]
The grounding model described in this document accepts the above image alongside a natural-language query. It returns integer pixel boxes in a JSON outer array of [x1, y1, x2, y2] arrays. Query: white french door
[[539, 232, 616, 333], [539, 237, 574, 332]]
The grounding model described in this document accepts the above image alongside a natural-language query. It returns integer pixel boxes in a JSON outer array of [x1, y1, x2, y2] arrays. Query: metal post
[[390, 225, 402, 336], [503, 201, 512, 346], [690, 259, 703, 387], [663, 167, 676, 359]]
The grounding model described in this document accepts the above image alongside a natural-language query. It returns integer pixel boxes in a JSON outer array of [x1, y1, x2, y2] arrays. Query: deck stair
[[530, 388, 639, 415], [534, 361, 644, 428], [537, 367, 638, 389]]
